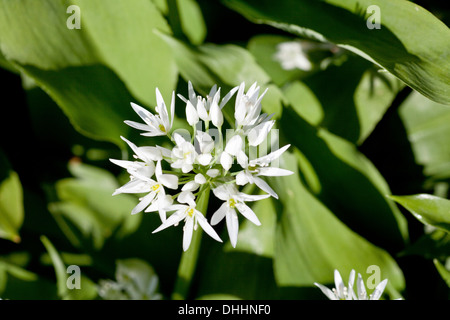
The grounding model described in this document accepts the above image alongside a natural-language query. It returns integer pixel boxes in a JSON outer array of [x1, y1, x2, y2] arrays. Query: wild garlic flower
[[314, 269, 392, 300], [274, 41, 313, 71], [110, 81, 292, 251]]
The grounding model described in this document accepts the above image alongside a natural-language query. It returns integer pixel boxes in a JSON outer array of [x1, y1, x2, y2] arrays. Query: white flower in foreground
[[314, 269, 394, 300], [274, 41, 313, 71], [152, 199, 222, 251], [111, 80, 292, 250], [236, 144, 293, 199], [211, 184, 270, 247], [195, 131, 215, 166], [220, 135, 248, 171], [170, 133, 198, 173], [125, 88, 175, 137]]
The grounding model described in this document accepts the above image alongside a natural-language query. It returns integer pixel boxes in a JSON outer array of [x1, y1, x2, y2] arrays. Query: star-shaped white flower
[[234, 82, 268, 128], [314, 269, 393, 300], [195, 131, 215, 166], [125, 88, 175, 137], [210, 183, 270, 248], [111, 138, 178, 221], [220, 135, 248, 171], [235, 144, 293, 199], [152, 193, 222, 251], [170, 133, 198, 173], [273, 41, 313, 71]]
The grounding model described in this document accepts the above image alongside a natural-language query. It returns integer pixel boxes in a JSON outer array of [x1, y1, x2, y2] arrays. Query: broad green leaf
[[0, 0, 177, 147], [299, 55, 401, 143], [389, 194, 450, 233], [224, 0, 450, 105], [0, 151, 24, 243], [273, 151, 405, 297], [176, 0, 207, 45], [73, 0, 177, 104], [49, 161, 141, 249], [399, 91, 450, 180], [280, 107, 408, 249], [282, 80, 324, 126], [22, 64, 136, 147]]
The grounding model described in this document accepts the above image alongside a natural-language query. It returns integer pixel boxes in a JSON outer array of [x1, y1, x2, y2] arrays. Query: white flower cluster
[[314, 269, 399, 300], [110, 81, 292, 251]]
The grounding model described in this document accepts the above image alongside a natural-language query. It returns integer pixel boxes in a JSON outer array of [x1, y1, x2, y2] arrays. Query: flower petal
[[225, 135, 243, 156], [256, 167, 294, 177], [247, 120, 274, 147], [253, 176, 278, 199], [370, 279, 388, 300], [235, 202, 261, 226], [314, 283, 338, 300], [210, 100, 223, 127], [186, 100, 199, 126], [182, 217, 194, 251], [196, 212, 222, 243], [131, 192, 156, 215], [211, 202, 228, 225], [226, 209, 239, 248], [220, 152, 233, 171]]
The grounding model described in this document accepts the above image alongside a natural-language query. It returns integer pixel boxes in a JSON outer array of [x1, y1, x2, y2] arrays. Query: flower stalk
[[171, 186, 210, 300]]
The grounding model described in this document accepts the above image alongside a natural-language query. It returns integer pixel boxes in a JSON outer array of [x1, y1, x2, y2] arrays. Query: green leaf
[[0, 0, 177, 147], [280, 107, 408, 249], [175, 0, 207, 45], [389, 194, 450, 233], [22, 65, 136, 147], [49, 161, 141, 249], [0, 151, 24, 243], [293, 55, 401, 143], [272, 151, 405, 296], [224, 0, 450, 105], [399, 91, 450, 181]]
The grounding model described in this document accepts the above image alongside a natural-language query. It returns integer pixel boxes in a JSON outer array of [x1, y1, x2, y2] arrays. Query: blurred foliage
[[0, 0, 449, 300]]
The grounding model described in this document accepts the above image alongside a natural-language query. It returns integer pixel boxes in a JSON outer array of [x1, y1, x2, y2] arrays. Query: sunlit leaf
[[390, 194, 450, 233]]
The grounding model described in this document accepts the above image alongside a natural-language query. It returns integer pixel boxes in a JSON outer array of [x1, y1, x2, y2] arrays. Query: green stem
[[171, 187, 210, 300]]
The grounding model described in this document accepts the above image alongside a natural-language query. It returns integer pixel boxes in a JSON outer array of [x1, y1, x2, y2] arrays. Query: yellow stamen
[[152, 184, 160, 192], [186, 208, 194, 217], [159, 124, 166, 132], [228, 198, 236, 209]]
